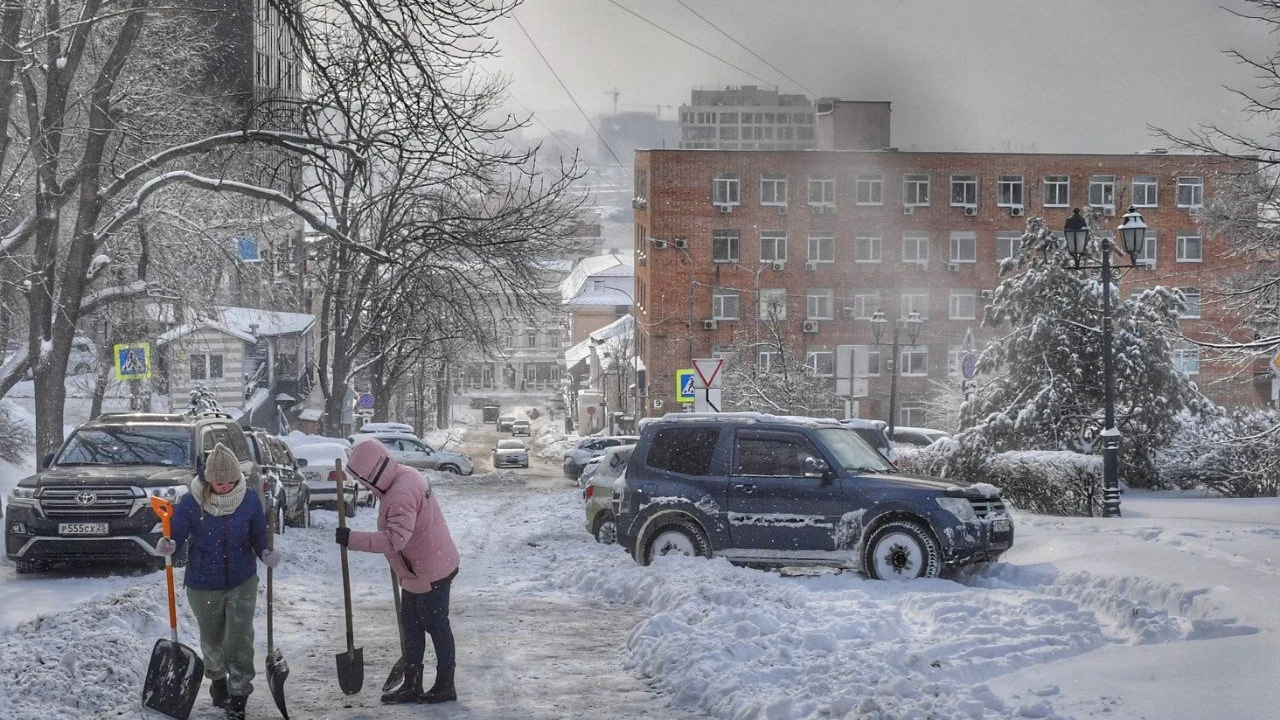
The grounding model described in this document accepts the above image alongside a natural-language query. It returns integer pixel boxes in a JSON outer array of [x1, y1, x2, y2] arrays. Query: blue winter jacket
[[169, 490, 269, 591]]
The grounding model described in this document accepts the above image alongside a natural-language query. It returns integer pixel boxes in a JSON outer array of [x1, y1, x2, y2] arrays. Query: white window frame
[[855, 232, 881, 263], [1132, 175, 1158, 207], [996, 175, 1024, 207], [808, 176, 836, 209], [866, 348, 882, 377], [758, 349, 781, 373], [903, 231, 929, 264], [760, 230, 787, 262], [901, 292, 929, 320], [1088, 175, 1116, 210], [900, 346, 929, 376], [1178, 287, 1202, 318], [903, 174, 930, 206], [806, 290, 834, 320], [949, 291, 977, 320], [190, 353, 224, 381], [1172, 347, 1200, 375], [712, 289, 741, 320], [852, 292, 880, 320], [807, 233, 835, 263], [949, 230, 977, 263], [760, 289, 787, 320], [712, 229, 740, 263], [713, 174, 741, 206], [1135, 229, 1157, 267], [1176, 176, 1204, 208], [1176, 233, 1202, 263], [856, 174, 883, 205], [760, 174, 788, 206], [1043, 175, 1070, 207], [996, 231, 1021, 263], [950, 174, 978, 206], [806, 351, 835, 377]]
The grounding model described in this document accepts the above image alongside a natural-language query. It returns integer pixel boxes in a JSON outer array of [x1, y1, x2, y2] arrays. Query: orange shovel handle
[[149, 497, 178, 636]]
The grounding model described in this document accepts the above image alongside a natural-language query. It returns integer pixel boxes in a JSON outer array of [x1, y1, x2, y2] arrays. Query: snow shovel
[[334, 459, 363, 694], [382, 567, 407, 693], [265, 498, 290, 719], [142, 496, 204, 720]]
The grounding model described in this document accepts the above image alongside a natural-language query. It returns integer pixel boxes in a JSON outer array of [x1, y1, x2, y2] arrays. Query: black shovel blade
[[382, 656, 406, 693], [336, 647, 364, 695], [142, 639, 204, 720], [266, 647, 290, 719]]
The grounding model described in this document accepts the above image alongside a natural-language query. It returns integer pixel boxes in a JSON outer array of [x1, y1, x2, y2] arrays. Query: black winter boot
[[380, 663, 423, 704], [225, 695, 247, 720], [209, 677, 228, 708], [420, 666, 457, 704]]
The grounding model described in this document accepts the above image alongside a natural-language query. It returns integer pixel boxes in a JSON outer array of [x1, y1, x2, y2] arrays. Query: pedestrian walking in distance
[[158, 442, 282, 720], [337, 438, 461, 704]]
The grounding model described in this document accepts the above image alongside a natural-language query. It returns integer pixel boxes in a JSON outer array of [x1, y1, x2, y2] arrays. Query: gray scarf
[[190, 474, 248, 516]]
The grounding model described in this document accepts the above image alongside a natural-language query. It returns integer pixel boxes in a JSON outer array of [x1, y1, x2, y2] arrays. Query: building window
[[997, 175, 1024, 207], [950, 231, 977, 263], [807, 232, 835, 263], [903, 174, 930, 206], [900, 401, 927, 427], [855, 232, 881, 263], [1044, 175, 1070, 207], [713, 173, 741, 206], [852, 292, 879, 319], [949, 291, 977, 320], [1172, 347, 1200, 375], [1132, 175, 1158, 207], [760, 174, 788, 206], [950, 174, 978, 206], [806, 351, 834, 377], [189, 353, 224, 380], [1176, 233, 1202, 262], [526, 332, 537, 348], [760, 289, 787, 320], [712, 289, 741, 320], [856, 174, 883, 205], [901, 292, 929, 319], [1135, 229, 1156, 267], [808, 175, 836, 210], [806, 290, 833, 319], [758, 349, 781, 373], [903, 231, 929, 264], [1178, 288, 1202, 318], [996, 231, 1021, 262], [900, 346, 929, 376], [760, 231, 787, 262], [1176, 177, 1204, 208], [1088, 175, 1115, 211], [866, 348, 882, 376], [712, 229, 740, 262]]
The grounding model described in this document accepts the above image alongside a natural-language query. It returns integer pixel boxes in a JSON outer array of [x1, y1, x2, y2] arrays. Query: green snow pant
[[187, 575, 259, 697]]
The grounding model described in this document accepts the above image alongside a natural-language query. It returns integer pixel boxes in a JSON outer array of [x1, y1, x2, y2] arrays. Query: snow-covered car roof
[[290, 442, 351, 463]]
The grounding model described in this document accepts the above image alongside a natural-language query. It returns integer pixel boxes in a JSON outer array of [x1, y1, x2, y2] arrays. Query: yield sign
[[692, 357, 724, 389]]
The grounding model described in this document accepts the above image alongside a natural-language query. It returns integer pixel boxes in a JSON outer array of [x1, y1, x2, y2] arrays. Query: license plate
[[59, 522, 109, 535], [992, 519, 1011, 533]]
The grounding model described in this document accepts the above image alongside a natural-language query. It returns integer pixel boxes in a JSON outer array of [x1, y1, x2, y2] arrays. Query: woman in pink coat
[[336, 438, 460, 704]]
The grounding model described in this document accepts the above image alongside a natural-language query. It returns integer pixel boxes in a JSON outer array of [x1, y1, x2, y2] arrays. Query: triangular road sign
[[692, 357, 724, 389]]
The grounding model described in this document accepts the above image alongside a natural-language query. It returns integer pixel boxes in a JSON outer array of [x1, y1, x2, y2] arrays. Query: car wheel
[[593, 513, 617, 545], [73, 363, 93, 374], [439, 465, 460, 474], [640, 516, 710, 565], [862, 519, 941, 580]]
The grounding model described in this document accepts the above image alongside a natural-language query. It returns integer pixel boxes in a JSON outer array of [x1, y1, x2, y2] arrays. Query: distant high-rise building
[[678, 86, 817, 151], [597, 111, 680, 164]]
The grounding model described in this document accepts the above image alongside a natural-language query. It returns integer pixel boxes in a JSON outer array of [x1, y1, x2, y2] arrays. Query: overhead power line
[[674, 0, 816, 96]]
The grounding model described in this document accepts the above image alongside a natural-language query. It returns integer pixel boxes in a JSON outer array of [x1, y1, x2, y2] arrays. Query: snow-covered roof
[[559, 252, 634, 303], [563, 314, 634, 368], [156, 306, 315, 346]]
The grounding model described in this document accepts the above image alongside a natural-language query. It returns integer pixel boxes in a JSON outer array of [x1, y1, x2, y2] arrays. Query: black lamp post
[[870, 309, 923, 435], [1063, 206, 1148, 518]]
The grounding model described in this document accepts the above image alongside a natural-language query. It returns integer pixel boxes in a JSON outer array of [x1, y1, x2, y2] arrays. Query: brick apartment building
[[632, 145, 1261, 425]]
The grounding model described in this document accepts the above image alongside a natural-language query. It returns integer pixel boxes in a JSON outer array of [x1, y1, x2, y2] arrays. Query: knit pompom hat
[[204, 442, 242, 485]]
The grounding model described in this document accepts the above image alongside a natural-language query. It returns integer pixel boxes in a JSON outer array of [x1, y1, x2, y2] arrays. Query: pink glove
[[156, 537, 176, 556], [260, 549, 282, 569]]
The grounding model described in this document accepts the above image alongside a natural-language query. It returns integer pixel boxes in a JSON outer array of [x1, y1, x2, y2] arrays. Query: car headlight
[[936, 497, 978, 523], [147, 485, 189, 502], [10, 486, 35, 500]]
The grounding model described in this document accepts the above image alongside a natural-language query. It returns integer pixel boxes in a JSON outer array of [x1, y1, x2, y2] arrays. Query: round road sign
[[357, 392, 375, 409], [962, 353, 978, 379]]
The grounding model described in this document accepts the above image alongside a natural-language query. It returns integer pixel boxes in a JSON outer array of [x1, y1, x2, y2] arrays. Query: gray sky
[[484, 0, 1273, 154]]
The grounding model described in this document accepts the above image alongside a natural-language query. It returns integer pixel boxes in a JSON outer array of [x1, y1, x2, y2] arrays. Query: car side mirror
[[803, 455, 830, 478], [295, 457, 308, 468]]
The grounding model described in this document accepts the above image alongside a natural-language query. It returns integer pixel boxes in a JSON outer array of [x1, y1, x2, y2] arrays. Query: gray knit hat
[[204, 443, 242, 485]]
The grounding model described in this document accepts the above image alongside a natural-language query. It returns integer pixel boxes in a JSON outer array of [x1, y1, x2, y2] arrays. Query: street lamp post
[[870, 309, 923, 435], [1063, 206, 1149, 518]]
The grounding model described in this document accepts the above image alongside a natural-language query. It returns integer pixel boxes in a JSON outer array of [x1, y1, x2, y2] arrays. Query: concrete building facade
[[679, 86, 818, 151]]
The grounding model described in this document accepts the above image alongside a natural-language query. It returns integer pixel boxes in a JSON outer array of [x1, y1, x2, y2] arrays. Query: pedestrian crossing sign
[[114, 342, 152, 380], [676, 369, 695, 403]]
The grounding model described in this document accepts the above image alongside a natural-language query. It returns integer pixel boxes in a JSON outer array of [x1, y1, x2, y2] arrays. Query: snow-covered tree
[[960, 216, 1208, 487], [718, 310, 841, 418]]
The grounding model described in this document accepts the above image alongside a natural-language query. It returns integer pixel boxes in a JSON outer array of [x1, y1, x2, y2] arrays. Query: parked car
[[562, 435, 640, 480], [582, 444, 636, 544], [469, 396, 497, 409], [613, 412, 1013, 580], [4, 410, 266, 573], [496, 415, 516, 433], [492, 439, 530, 469], [243, 427, 300, 532], [840, 418, 899, 468], [355, 421, 415, 434], [289, 441, 360, 516], [510, 419, 531, 436], [891, 426, 952, 447], [348, 432, 474, 476]]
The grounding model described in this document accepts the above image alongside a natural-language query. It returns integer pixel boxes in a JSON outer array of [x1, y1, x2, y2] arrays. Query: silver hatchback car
[[348, 432, 475, 475]]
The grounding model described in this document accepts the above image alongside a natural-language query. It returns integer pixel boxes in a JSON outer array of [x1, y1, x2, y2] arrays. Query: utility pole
[[603, 87, 619, 115]]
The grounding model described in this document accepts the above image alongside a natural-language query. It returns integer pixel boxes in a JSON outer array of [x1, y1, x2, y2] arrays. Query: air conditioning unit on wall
[[946, 263, 960, 272], [702, 319, 718, 331], [980, 289, 994, 299], [777, 205, 788, 215], [804, 261, 817, 271], [717, 204, 733, 214], [771, 260, 786, 271], [673, 237, 688, 249], [1009, 206, 1025, 217], [903, 205, 915, 215], [842, 307, 857, 318], [802, 320, 819, 333], [963, 206, 978, 217]]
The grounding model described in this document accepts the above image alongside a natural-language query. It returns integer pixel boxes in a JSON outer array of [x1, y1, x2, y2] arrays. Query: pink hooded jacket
[[345, 438, 460, 593]]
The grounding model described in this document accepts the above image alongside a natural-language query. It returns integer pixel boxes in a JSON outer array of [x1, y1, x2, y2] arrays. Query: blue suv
[[613, 412, 1013, 579]]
